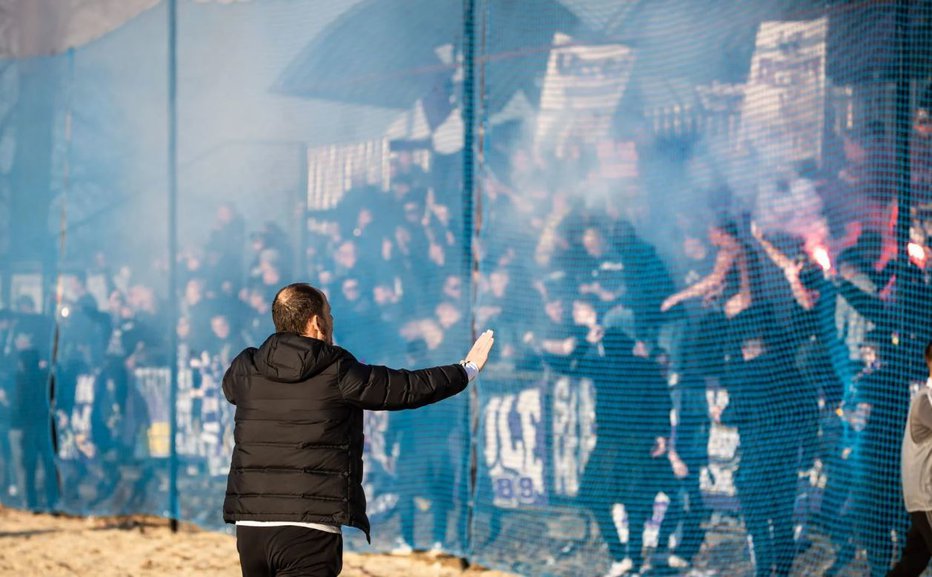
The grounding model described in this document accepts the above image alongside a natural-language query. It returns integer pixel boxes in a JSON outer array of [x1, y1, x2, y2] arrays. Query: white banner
[[535, 33, 634, 156], [306, 139, 390, 211], [552, 375, 596, 498], [740, 18, 828, 165], [483, 387, 546, 508]]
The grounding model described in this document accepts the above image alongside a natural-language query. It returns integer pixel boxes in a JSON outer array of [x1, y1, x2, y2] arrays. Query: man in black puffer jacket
[[223, 283, 494, 576]]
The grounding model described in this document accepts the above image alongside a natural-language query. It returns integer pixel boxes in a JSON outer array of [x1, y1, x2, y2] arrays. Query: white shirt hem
[[235, 521, 342, 534]]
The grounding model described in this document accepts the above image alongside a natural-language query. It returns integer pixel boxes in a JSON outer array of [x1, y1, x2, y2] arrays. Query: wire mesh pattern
[[0, 1, 931, 576]]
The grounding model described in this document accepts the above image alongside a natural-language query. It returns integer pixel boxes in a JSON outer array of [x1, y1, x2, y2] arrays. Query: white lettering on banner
[[71, 375, 96, 444], [74, 374, 95, 405], [484, 388, 545, 508], [552, 376, 596, 498], [740, 18, 827, 165], [173, 362, 234, 475], [535, 33, 634, 157], [70, 404, 92, 436], [54, 411, 75, 460], [483, 397, 504, 473], [196, 370, 234, 476], [56, 373, 98, 461], [50, 362, 301, 476], [175, 368, 196, 457]]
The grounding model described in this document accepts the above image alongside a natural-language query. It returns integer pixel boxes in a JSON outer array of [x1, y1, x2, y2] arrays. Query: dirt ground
[[0, 507, 517, 577]]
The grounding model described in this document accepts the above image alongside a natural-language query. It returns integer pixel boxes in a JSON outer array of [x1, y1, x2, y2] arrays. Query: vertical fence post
[[895, 0, 912, 260], [167, 0, 180, 532], [462, 0, 478, 553], [894, 0, 912, 352], [47, 48, 76, 506], [463, 0, 476, 289]]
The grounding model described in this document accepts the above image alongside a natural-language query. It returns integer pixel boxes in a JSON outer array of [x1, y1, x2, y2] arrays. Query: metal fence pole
[[167, 0, 180, 532], [463, 0, 477, 289], [893, 0, 913, 368], [462, 0, 479, 554], [894, 0, 912, 265]]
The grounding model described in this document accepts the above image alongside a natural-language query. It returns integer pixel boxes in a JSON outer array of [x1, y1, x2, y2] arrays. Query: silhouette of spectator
[[579, 327, 675, 576], [720, 329, 817, 577]]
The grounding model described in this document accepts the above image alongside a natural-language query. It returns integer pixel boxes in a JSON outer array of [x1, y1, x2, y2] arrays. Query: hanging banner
[[535, 33, 634, 157], [133, 367, 171, 459], [483, 384, 547, 508], [175, 359, 235, 477], [55, 373, 99, 461], [551, 375, 596, 498], [306, 139, 390, 211], [739, 18, 828, 165]]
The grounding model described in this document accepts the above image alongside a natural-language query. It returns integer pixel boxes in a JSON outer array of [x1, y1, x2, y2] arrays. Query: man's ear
[[305, 316, 321, 338]]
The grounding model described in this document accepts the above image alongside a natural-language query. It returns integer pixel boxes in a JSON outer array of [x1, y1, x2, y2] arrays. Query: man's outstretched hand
[[465, 329, 495, 372]]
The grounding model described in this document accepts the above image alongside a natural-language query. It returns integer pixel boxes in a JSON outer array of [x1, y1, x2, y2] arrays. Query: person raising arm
[[222, 282, 494, 577]]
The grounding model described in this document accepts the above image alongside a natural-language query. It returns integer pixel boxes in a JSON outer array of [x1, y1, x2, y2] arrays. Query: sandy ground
[[0, 507, 517, 577]]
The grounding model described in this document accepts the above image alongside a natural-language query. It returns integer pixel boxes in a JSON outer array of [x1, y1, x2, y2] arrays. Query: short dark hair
[[924, 341, 932, 367], [712, 216, 739, 239], [272, 283, 327, 334]]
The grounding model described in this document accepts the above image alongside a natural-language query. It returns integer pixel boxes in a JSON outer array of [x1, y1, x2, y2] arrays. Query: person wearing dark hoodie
[[719, 327, 818, 577], [222, 282, 495, 576], [578, 326, 676, 577]]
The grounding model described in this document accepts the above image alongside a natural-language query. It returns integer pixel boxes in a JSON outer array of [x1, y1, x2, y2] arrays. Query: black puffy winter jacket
[[221, 332, 468, 540]]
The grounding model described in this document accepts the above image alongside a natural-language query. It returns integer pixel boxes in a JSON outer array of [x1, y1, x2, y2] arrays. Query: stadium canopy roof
[[0, 0, 158, 58]]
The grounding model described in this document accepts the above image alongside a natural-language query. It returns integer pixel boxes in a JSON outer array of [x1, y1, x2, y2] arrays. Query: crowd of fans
[[0, 84, 931, 574], [464, 88, 932, 576], [0, 201, 297, 513]]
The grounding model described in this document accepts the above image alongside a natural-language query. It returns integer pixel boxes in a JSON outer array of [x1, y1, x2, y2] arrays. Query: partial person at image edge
[[886, 341, 932, 577], [221, 282, 494, 577]]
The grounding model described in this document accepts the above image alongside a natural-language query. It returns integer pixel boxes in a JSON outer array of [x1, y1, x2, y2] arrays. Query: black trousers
[[886, 512, 932, 577], [19, 428, 58, 511], [737, 471, 797, 577], [236, 525, 343, 577]]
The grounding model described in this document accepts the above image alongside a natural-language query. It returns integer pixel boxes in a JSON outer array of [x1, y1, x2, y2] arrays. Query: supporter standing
[[885, 342, 932, 576], [223, 283, 494, 576]]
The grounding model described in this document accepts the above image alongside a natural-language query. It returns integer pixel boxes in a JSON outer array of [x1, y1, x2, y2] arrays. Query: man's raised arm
[[337, 329, 494, 410]]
